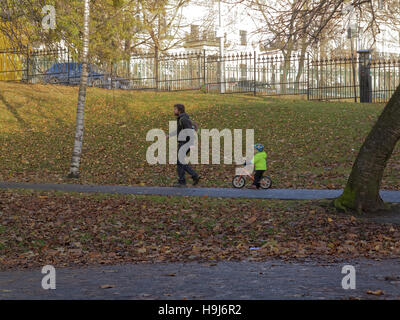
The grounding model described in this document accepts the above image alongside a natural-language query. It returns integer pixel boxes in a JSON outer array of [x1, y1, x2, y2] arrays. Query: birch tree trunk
[[68, 0, 90, 179], [334, 84, 400, 213]]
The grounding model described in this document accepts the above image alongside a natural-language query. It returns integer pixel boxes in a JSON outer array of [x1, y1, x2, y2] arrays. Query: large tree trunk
[[294, 37, 308, 91], [68, 0, 90, 178], [280, 57, 290, 95], [280, 47, 293, 95], [334, 84, 400, 213]]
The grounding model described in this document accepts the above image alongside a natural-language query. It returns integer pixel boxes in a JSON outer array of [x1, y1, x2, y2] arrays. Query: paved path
[[1, 182, 400, 202], [0, 259, 399, 300]]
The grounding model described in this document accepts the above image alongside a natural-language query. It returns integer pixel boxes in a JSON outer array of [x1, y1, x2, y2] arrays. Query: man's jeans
[[177, 145, 198, 185]]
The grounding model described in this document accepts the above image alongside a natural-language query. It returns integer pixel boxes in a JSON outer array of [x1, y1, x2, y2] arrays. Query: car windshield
[[48, 63, 104, 75], [48, 63, 66, 73]]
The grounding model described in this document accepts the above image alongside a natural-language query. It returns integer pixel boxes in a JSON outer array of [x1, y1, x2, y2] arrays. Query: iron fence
[[0, 46, 399, 103], [308, 55, 400, 103], [308, 56, 360, 101], [0, 47, 27, 81], [370, 58, 400, 103], [157, 52, 205, 91]]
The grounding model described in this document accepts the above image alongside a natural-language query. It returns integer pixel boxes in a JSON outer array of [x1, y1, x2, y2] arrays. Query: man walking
[[167, 104, 200, 187]]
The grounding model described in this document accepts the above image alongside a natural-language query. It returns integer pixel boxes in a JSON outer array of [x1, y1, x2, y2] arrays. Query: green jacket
[[251, 151, 267, 171]]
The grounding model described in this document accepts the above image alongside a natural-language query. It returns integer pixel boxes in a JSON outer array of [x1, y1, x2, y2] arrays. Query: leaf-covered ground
[[1, 82, 399, 190], [1, 190, 399, 270]]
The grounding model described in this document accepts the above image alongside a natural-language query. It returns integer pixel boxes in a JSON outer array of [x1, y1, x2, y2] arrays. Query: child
[[245, 144, 267, 190]]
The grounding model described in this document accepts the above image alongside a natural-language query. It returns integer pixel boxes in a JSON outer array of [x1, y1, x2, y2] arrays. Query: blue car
[[43, 62, 130, 89]]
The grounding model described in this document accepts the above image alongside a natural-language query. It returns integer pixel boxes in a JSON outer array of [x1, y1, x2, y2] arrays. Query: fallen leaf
[[100, 285, 115, 289], [366, 290, 384, 296], [247, 216, 257, 224]]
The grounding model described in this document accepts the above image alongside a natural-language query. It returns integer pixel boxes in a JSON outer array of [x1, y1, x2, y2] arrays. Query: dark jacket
[[177, 113, 193, 145]]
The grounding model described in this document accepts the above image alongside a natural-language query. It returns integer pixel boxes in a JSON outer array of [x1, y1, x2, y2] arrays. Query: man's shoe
[[192, 176, 201, 186], [173, 183, 187, 188]]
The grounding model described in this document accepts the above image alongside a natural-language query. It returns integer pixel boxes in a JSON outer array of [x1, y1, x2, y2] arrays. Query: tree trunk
[[294, 38, 308, 91], [68, 0, 90, 179], [334, 84, 400, 213], [281, 57, 289, 95], [281, 49, 292, 95]]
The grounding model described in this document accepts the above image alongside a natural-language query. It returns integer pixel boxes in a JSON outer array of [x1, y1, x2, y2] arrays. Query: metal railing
[[0, 46, 399, 103]]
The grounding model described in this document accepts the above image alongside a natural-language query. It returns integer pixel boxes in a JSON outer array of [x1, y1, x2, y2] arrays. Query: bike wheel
[[260, 176, 272, 189], [232, 176, 246, 189]]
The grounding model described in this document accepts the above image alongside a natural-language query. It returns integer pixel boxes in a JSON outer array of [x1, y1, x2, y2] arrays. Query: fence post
[[307, 53, 310, 100], [67, 47, 70, 84], [155, 47, 159, 91], [350, 38, 357, 103], [26, 45, 30, 82], [203, 49, 206, 86], [253, 51, 256, 96], [358, 49, 372, 103]]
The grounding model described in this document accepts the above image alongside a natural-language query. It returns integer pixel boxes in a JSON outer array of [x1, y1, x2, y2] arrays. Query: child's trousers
[[253, 170, 266, 188]]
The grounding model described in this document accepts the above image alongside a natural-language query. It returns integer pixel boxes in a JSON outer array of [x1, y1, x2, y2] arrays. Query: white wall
[[178, 1, 260, 54], [178, 1, 400, 56]]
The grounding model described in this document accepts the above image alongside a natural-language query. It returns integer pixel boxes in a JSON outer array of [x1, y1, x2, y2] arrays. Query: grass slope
[[0, 82, 399, 190]]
